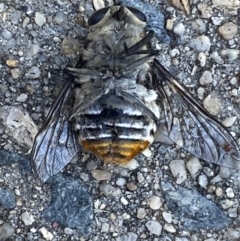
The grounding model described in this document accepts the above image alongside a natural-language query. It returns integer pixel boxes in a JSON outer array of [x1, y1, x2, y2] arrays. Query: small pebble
[[101, 223, 109, 232], [21, 211, 35, 226], [169, 159, 187, 184], [197, 3, 213, 18], [218, 22, 238, 40], [163, 223, 176, 233], [35, 12, 46, 27], [23, 17, 30, 28], [189, 35, 211, 52], [199, 70, 213, 85], [86, 160, 97, 171], [212, 0, 239, 7], [25, 66, 41, 79], [162, 212, 172, 223], [116, 178, 126, 186], [197, 87, 205, 100], [1, 29, 12, 40], [120, 196, 128, 205], [39, 227, 53, 240], [54, 12, 66, 24], [126, 182, 137, 191], [64, 227, 74, 235], [197, 52, 207, 67], [16, 93, 28, 102], [222, 116, 237, 127], [137, 172, 144, 183], [186, 156, 202, 179], [220, 49, 239, 62], [117, 232, 138, 241], [203, 167, 214, 177], [122, 213, 130, 220], [203, 94, 222, 115], [219, 166, 231, 179], [146, 221, 162, 236], [192, 19, 206, 33], [93, 0, 105, 10], [226, 187, 235, 198], [6, 59, 19, 68], [215, 187, 223, 197], [221, 199, 234, 209], [210, 52, 223, 64], [173, 23, 185, 36], [198, 174, 208, 188], [99, 183, 121, 197], [0, 223, 15, 239], [10, 68, 21, 79], [230, 77, 238, 85], [148, 196, 162, 210], [166, 19, 174, 30], [137, 208, 146, 219], [91, 170, 112, 181]]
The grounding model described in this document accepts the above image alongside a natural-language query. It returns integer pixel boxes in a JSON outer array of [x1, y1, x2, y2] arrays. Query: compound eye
[[88, 7, 110, 26], [127, 6, 146, 22]]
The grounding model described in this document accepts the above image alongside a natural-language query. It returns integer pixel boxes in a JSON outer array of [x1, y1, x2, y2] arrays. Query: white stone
[[169, 159, 187, 184], [21, 211, 35, 226], [148, 196, 162, 210], [39, 227, 53, 240], [222, 116, 237, 127], [137, 208, 146, 219], [198, 174, 208, 188], [186, 156, 202, 179], [197, 52, 207, 67], [16, 93, 28, 102], [197, 87, 205, 100], [215, 187, 223, 197], [212, 0, 239, 7], [220, 49, 240, 62], [116, 178, 126, 186], [91, 170, 112, 181], [173, 23, 185, 36], [203, 94, 222, 115], [189, 35, 211, 52], [146, 221, 162, 236], [120, 196, 129, 205], [162, 212, 172, 223], [35, 12, 46, 27], [199, 70, 213, 85], [226, 187, 235, 198], [163, 223, 176, 233], [210, 52, 223, 64], [221, 199, 234, 209]]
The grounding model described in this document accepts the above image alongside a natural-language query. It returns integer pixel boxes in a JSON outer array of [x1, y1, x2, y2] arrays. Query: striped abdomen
[[74, 94, 157, 164]]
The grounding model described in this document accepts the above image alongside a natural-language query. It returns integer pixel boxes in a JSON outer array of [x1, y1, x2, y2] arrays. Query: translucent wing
[[153, 60, 240, 169], [31, 81, 78, 183]]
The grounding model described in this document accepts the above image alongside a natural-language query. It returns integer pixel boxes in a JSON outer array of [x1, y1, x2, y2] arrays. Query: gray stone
[[161, 182, 231, 231], [0, 187, 16, 209], [25, 66, 41, 79], [0, 223, 15, 239], [42, 175, 93, 235]]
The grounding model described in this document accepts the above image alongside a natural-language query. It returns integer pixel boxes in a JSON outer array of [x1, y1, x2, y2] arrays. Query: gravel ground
[[0, 0, 240, 240]]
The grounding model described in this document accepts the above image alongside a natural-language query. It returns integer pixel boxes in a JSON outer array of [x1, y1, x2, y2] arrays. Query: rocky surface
[[0, 0, 240, 240]]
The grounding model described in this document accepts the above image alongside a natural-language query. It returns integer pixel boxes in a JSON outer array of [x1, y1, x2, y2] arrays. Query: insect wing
[[31, 81, 78, 183], [153, 60, 240, 170]]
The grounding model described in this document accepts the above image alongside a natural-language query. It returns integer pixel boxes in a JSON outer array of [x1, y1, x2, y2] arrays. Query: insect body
[[31, 5, 240, 183]]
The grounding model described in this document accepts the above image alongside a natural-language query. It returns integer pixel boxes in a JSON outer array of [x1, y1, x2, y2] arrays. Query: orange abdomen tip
[[81, 140, 150, 165]]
